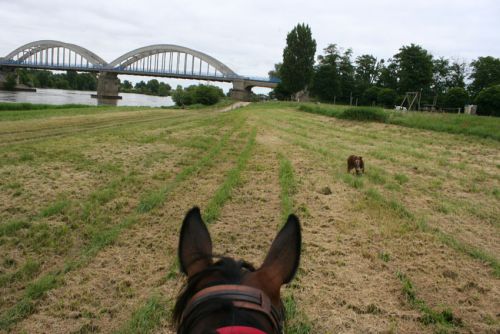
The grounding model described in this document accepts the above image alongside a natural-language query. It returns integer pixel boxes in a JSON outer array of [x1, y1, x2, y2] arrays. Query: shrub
[[4, 73, 17, 90], [442, 87, 469, 110], [475, 85, 500, 116], [192, 85, 223, 105], [172, 86, 193, 106], [339, 107, 389, 122], [377, 88, 397, 108], [172, 84, 223, 107], [362, 86, 381, 106], [297, 104, 343, 117]]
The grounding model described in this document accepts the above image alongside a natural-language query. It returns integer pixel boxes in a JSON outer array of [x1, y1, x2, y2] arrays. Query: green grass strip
[[0, 220, 31, 237], [283, 294, 312, 334], [416, 219, 500, 278], [276, 153, 312, 333], [0, 104, 148, 122], [113, 295, 171, 334], [0, 122, 242, 330], [364, 187, 500, 277], [396, 271, 461, 331], [276, 125, 500, 278], [204, 127, 257, 224], [0, 274, 58, 330], [137, 117, 245, 213], [0, 259, 40, 288], [39, 199, 71, 218], [111, 126, 256, 334], [278, 154, 297, 223], [296, 103, 500, 142]]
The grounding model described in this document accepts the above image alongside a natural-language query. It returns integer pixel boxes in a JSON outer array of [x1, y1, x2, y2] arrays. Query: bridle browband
[[180, 284, 284, 333]]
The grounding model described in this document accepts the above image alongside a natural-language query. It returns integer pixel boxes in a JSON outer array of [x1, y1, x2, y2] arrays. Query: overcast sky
[[1, 0, 499, 89]]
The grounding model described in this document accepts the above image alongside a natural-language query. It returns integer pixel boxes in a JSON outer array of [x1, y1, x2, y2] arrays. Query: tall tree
[[280, 23, 316, 95], [469, 56, 500, 97], [338, 48, 355, 102], [268, 63, 282, 79], [393, 44, 434, 94], [310, 44, 341, 102], [432, 57, 451, 95], [448, 60, 467, 89], [377, 59, 398, 90], [355, 54, 380, 87]]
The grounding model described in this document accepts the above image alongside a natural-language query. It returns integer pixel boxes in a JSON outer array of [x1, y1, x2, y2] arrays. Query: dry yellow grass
[[0, 103, 498, 333]]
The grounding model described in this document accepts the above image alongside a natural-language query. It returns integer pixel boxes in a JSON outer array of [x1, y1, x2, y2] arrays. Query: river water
[[0, 88, 174, 107]]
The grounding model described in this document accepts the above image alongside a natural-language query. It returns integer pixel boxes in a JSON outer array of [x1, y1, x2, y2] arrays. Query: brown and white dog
[[347, 155, 364, 175]]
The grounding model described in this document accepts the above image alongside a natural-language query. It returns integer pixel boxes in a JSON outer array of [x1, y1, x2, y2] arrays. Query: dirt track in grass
[[1, 103, 499, 333]]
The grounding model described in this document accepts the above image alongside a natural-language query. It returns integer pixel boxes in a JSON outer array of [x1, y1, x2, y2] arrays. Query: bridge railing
[[0, 59, 102, 69], [1, 60, 281, 84]]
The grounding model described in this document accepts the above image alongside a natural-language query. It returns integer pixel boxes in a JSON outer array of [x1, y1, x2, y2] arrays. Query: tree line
[[120, 79, 171, 96], [9, 69, 172, 96], [271, 24, 500, 116], [15, 69, 98, 91]]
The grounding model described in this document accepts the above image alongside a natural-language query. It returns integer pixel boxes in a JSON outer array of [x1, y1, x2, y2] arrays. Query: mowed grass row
[[0, 136, 242, 330], [261, 108, 500, 273], [259, 106, 499, 332], [113, 126, 258, 334], [0, 109, 234, 225], [271, 109, 499, 184], [272, 111, 500, 230], [0, 99, 232, 121], [277, 118, 499, 276], [1, 102, 498, 333], [285, 108, 500, 219], [0, 110, 203, 145], [0, 110, 215, 222], [0, 109, 247, 330], [296, 102, 500, 141], [278, 154, 313, 334], [0, 111, 229, 290], [29, 114, 251, 334]]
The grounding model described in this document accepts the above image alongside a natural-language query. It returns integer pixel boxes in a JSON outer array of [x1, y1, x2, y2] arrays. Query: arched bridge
[[0, 40, 279, 100]]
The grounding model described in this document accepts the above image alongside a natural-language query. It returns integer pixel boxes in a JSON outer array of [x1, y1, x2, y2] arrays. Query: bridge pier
[[230, 79, 253, 101], [94, 72, 121, 99]]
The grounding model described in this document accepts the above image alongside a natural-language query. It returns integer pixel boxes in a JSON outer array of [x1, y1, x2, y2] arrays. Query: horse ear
[[178, 207, 213, 277], [258, 214, 301, 291]]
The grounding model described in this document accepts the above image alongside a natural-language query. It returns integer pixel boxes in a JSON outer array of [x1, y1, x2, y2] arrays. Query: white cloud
[[1, 0, 499, 87]]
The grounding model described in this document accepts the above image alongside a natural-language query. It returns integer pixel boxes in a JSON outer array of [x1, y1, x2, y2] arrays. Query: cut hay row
[[250, 104, 498, 333], [0, 102, 498, 333], [264, 109, 499, 275], [0, 111, 230, 296], [278, 154, 313, 333], [0, 110, 247, 331], [114, 126, 258, 334]]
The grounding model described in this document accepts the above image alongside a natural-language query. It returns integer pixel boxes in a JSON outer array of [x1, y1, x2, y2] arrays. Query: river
[[0, 88, 174, 107]]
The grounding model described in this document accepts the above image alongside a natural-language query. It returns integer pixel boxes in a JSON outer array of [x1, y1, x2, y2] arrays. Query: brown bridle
[[180, 284, 284, 333]]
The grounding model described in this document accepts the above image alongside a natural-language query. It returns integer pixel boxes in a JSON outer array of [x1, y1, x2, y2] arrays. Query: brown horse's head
[[173, 207, 301, 334]]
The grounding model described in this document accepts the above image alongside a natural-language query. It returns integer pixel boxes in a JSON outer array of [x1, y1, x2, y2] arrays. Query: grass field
[[0, 102, 499, 333], [298, 103, 500, 141]]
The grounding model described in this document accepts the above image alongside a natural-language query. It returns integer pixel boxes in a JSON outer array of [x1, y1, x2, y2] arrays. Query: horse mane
[[173, 256, 259, 331]]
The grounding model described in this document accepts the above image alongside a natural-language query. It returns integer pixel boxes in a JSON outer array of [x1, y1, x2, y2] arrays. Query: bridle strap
[[180, 284, 282, 333]]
